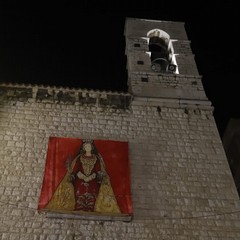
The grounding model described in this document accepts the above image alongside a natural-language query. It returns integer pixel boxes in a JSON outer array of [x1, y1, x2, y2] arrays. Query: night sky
[[0, 2, 239, 137]]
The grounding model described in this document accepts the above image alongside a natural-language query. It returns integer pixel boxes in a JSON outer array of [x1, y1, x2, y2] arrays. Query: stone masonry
[[0, 18, 240, 239]]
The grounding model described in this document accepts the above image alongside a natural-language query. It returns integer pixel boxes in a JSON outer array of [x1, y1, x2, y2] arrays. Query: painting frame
[[38, 137, 133, 221]]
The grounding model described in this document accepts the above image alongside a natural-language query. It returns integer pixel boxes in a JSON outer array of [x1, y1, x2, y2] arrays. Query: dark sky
[[0, 2, 239, 137]]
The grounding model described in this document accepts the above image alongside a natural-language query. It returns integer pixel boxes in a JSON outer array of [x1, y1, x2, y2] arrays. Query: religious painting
[[38, 137, 132, 220]]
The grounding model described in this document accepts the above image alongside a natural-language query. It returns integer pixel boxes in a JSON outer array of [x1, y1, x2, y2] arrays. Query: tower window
[[141, 77, 148, 82], [147, 29, 177, 74], [134, 43, 141, 47], [137, 61, 144, 65]]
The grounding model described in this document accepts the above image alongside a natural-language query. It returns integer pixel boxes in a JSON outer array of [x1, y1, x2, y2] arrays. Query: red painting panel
[[38, 137, 132, 218]]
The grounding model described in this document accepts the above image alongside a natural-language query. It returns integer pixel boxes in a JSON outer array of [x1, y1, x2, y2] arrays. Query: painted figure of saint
[[71, 141, 103, 211], [45, 140, 120, 214]]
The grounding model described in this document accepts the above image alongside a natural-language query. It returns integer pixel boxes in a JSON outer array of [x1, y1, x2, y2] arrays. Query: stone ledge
[[0, 83, 212, 110], [39, 210, 133, 222], [133, 96, 213, 110], [0, 84, 133, 110]]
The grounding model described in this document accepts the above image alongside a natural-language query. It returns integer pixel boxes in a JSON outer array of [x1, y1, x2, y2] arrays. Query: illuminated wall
[[0, 18, 240, 239]]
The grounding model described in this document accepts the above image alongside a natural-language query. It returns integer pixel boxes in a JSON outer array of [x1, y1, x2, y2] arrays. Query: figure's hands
[[77, 171, 96, 182], [77, 171, 83, 180]]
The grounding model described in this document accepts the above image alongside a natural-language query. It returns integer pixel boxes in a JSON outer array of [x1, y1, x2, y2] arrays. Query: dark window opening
[[226, 135, 240, 196], [137, 61, 144, 65], [134, 43, 141, 47], [149, 36, 176, 73], [141, 77, 148, 82], [149, 37, 168, 58]]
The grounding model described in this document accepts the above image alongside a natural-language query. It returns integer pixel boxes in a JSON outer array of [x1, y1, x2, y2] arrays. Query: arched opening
[[147, 29, 177, 74]]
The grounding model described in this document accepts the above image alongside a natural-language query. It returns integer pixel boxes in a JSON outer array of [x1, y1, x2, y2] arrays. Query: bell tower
[[124, 18, 210, 104]]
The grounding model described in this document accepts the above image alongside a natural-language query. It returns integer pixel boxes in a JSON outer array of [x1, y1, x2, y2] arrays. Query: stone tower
[[125, 17, 208, 102], [0, 17, 240, 239]]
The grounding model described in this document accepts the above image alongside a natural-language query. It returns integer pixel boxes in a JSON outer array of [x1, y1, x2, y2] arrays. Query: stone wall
[[1, 84, 240, 239]]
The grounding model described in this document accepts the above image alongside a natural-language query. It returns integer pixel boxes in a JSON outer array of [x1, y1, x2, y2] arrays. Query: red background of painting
[[38, 137, 132, 214]]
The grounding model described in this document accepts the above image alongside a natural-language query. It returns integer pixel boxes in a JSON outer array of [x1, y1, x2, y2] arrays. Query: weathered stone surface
[[0, 87, 32, 100], [78, 92, 97, 105], [99, 94, 132, 109]]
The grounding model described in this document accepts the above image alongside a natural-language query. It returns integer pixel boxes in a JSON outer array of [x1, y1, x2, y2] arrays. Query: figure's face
[[83, 143, 92, 152]]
